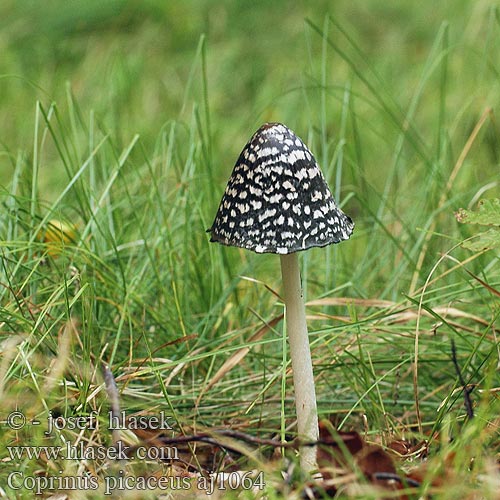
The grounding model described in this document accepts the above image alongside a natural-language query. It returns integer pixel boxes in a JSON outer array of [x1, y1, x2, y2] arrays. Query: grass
[[0, 1, 499, 498]]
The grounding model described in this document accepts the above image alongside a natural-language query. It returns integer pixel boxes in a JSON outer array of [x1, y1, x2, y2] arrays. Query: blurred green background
[[2, 0, 498, 187]]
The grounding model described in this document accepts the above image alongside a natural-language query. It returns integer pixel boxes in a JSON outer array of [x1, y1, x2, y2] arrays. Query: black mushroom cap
[[208, 123, 354, 254]]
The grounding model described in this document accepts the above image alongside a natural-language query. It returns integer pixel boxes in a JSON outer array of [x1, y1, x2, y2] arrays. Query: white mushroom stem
[[280, 252, 319, 473]]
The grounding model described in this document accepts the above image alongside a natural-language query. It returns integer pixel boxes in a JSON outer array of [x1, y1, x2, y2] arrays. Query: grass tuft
[[1, 2, 499, 498]]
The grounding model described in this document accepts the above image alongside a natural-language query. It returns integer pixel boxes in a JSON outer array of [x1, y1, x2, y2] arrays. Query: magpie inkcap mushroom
[[209, 122, 353, 254], [209, 122, 354, 472]]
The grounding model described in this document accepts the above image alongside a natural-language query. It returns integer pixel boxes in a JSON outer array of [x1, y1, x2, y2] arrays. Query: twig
[[450, 339, 474, 420], [372, 472, 421, 488], [102, 364, 122, 446], [144, 428, 358, 453]]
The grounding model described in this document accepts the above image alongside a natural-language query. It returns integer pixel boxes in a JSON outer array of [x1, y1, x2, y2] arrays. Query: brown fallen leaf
[[313, 420, 412, 498]]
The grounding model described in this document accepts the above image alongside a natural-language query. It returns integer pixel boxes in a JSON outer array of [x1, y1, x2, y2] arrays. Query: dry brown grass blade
[[445, 255, 500, 298], [44, 318, 77, 393], [386, 306, 491, 327], [306, 297, 395, 308], [197, 314, 284, 404], [306, 298, 488, 330], [465, 271, 500, 298], [306, 313, 352, 322], [239, 275, 282, 300], [305, 297, 397, 324], [0, 334, 26, 401]]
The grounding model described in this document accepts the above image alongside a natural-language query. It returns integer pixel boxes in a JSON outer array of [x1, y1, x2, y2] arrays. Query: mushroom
[[208, 123, 354, 472]]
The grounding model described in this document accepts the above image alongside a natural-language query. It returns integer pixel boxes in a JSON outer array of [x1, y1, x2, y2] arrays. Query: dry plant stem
[[280, 252, 319, 473]]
